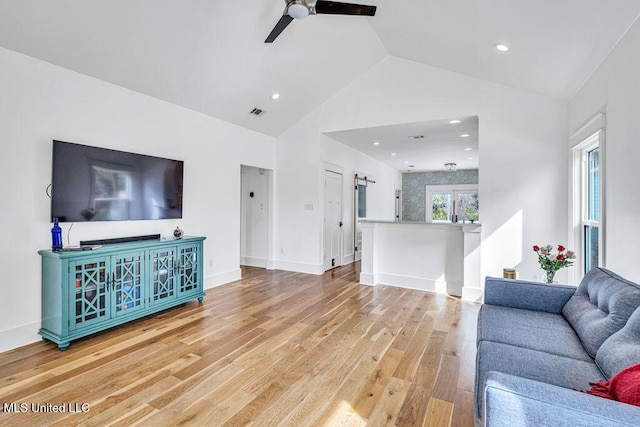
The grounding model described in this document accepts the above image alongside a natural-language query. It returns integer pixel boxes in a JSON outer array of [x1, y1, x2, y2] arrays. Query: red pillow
[[585, 362, 640, 406]]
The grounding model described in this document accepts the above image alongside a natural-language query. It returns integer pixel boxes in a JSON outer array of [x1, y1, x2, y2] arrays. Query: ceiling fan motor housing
[[265, 0, 376, 43], [288, 2, 310, 19]]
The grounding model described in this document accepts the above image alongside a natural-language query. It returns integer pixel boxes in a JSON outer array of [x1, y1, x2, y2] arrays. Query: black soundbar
[[80, 234, 161, 246]]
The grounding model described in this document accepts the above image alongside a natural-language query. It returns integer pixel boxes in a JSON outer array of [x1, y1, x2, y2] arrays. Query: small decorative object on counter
[[51, 217, 63, 250], [173, 226, 184, 239], [503, 268, 516, 279], [533, 244, 575, 283]]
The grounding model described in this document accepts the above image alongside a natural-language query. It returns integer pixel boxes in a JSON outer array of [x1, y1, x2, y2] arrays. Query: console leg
[[198, 296, 204, 303], [58, 342, 70, 351]]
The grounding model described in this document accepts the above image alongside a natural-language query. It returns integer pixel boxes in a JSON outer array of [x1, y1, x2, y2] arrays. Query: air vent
[[249, 107, 265, 117], [408, 135, 424, 140]]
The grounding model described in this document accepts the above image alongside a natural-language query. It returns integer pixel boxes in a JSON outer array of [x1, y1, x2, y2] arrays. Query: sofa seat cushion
[[477, 304, 593, 362], [475, 340, 605, 418], [562, 268, 640, 358]]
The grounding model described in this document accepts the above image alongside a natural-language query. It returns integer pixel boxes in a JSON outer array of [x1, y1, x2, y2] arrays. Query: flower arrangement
[[533, 244, 576, 283]]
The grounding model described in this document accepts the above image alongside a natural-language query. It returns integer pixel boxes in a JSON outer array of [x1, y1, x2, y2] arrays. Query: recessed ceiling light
[[373, 141, 380, 146], [391, 153, 397, 156], [448, 119, 462, 124], [460, 134, 471, 138], [271, 93, 280, 100], [404, 161, 409, 164], [408, 135, 424, 140], [468, 157, 475, 160], [494, 43, 510, 52], [464, 147, 472, 151]]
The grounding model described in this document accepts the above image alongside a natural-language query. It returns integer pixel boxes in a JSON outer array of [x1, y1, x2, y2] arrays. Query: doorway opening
[[240, 165, 273, 269]]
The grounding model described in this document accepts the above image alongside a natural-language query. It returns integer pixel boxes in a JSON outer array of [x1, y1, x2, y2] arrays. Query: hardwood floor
[[0, 263, 480, 426]]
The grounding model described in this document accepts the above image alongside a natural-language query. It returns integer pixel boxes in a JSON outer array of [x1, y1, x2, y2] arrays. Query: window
[[582, 142, 600, 274], [571, 115, 605, 282], [426, 185, 478, 223]]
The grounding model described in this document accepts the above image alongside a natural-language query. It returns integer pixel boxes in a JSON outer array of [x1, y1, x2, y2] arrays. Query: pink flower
[[533, 245, 540, 252], [566, 250, 575, 258], [540, 247, 549, 255]]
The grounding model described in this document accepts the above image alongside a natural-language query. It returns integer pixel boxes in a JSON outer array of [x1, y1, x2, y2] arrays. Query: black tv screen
[[51, 140, 183, 222]]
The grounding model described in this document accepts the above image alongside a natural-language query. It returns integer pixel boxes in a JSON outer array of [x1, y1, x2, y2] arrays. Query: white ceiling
[[372, 0, 640, 99], [1, 1, 639, 147], [325, 116, 479, 173]]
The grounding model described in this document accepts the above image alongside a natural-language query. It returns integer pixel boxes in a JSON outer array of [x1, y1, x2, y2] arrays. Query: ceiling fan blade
[[315, 1, 376, 16], [265, 14, 294, 43]]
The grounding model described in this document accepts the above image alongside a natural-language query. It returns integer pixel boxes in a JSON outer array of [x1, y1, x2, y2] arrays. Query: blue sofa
[[475, 267, 640, 426]]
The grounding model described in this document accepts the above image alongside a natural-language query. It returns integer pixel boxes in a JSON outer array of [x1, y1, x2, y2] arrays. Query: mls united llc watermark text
[[2, 402, 90, 413]]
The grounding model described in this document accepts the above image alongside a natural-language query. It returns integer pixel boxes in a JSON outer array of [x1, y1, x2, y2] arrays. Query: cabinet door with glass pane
[[150, 247, 177, 305], [112, 251, 146, 317], [177, 243, 200, 297], [69, 256, 110, 331]]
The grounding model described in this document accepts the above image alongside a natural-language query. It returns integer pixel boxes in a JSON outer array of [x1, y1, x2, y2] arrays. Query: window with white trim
[[583, 141, 600, 274], [571, 124, 604, 281], [426, 185, 478, 223]]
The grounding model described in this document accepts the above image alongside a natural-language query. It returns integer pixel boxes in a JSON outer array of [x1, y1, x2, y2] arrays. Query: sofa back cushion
[[596, 307, 640, 379], [562, 268, 640, 358]]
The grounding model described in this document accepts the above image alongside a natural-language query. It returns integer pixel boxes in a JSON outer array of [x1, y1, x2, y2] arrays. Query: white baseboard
[[272, 260, 323, 275], [205, 268, 242, 290], [0, 321, 41, 353], [376, 273, 446, 293], [462, 286, 483, 303], [359, 272, 376, 286], [359, 272, 467, 297], [241, 256, 267, 268]]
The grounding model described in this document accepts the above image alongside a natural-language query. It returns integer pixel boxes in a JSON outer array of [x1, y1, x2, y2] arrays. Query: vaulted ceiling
[[1, 0, 639, 139]]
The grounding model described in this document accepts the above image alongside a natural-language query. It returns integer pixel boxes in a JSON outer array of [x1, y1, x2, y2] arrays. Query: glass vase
[[544, 270, 557, 284]]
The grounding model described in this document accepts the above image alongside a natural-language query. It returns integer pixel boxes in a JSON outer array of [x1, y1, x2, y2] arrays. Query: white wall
[[568, 18, 640, 283], [0, 47, 276, 352], [276, 56, 569, 285], [275, 115, 402, 274]]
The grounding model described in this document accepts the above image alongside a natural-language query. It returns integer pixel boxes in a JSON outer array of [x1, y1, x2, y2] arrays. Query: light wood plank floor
[[0, 263, 479, 426]]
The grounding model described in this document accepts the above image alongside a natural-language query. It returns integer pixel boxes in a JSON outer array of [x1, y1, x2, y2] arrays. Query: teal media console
[[38, 236, 206, 350]]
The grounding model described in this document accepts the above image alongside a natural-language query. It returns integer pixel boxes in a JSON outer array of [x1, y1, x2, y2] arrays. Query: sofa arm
[[484, 371, 640, 427], [484, 277, 576, 314]]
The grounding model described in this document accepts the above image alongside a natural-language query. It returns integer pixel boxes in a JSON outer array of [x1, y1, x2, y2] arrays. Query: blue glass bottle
[[51, 217, 63, 250]]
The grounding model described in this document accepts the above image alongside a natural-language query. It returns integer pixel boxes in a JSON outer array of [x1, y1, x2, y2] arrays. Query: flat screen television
[[51, 140, 183, 222]]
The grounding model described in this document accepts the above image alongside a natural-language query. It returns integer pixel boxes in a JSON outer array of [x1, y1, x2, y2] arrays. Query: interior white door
[[323, 170, 343, 271]]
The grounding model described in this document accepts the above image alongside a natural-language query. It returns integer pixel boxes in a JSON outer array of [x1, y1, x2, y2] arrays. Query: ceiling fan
[[265, 0, 377, 43]]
